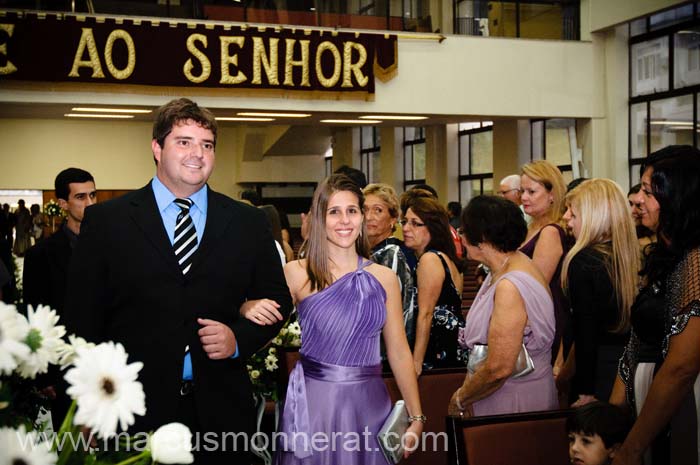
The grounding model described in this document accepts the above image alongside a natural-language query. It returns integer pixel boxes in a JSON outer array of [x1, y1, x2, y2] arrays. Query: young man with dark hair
[[23, 167, 96, 313], [63, 98, 292, 464]]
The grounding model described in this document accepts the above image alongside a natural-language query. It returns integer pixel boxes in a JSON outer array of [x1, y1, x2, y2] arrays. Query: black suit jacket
[[23, 226, 72, 313], [63, 183, 293, 435]]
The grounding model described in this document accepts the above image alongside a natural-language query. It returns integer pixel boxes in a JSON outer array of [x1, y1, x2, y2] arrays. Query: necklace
[[489, 253, 513, 282]]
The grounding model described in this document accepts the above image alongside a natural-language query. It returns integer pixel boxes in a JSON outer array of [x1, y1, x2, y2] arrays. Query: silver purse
[[377, 400, 409, 464], [467, 343, 535, 379]]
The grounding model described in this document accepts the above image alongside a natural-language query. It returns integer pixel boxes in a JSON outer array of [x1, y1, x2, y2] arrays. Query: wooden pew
[[446, 409, 571, 465]]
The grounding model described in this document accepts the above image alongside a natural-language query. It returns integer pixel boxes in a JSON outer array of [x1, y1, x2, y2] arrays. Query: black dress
[[567, 246, 628, 400], [417, 250, 467, 370]]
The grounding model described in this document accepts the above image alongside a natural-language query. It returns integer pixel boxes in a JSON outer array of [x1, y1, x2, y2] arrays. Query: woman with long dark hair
[[610, 146, 700, 465]]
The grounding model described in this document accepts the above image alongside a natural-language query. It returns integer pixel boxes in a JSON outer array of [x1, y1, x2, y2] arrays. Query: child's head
[[566, 402, 631, 465]]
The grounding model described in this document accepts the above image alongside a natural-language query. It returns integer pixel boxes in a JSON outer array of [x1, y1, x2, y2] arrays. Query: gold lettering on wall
[[220, 36, 247, 84], [0, 24, 17, 75], [104, 29, 135, 80], [184, 33, 211, 83], [283, 38, 310, 87], [315, 41, 341, 88], [68, 28, 105, 78], [342, 41, 368, 88], [252, 36, 279, 85]]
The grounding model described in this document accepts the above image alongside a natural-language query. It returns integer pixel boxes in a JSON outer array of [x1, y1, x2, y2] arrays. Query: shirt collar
[[151, 176, 208, 214]]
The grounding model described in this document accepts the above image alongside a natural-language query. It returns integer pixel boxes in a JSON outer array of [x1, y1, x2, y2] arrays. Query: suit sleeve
[[22, 245, 48, 310], [62, 205, 109, 343], [569, 251, 605, 396], [230, 210, 293, 360]]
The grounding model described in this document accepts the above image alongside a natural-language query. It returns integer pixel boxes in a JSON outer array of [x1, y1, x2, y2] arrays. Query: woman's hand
[[403, 421, 424, 458], [571, 394, 597, 408], [447, 387, 473, 417], [239, 299, 283, 325], [413, 359, 423, 377]]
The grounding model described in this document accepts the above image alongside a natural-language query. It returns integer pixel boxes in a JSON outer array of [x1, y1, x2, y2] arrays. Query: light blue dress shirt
[[151, 176, 237, 381]]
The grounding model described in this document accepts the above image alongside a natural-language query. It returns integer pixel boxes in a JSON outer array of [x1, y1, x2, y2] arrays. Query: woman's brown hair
[[301, 174, 370, 292]]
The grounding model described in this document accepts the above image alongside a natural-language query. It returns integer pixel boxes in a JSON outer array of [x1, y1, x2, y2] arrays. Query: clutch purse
[[377, 400, 409, 464], [467, 343, 535, 379]]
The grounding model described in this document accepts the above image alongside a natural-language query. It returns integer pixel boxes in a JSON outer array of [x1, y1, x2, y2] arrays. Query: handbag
[[377, 400, 409, 464], [467, 343, 535, 379]]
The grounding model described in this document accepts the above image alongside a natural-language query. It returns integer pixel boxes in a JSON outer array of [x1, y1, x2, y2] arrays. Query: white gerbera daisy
[[0, 302, 30, 375], [55, 335, 95, 369], [0, 425, 57, 465], [264, 354, 278, 371], [65, 342, 146, 439], [16, 305, 66, 379]]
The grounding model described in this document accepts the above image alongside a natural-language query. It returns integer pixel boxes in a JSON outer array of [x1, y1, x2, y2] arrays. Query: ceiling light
[[65, 113, 134, 119], [360, 115, 427, 120], [321, 119, 380, 124], [215, 117, 275, 122], [71, 107, 151, 113], [237, 112, 311, 118], [649, 120, 693, 125]]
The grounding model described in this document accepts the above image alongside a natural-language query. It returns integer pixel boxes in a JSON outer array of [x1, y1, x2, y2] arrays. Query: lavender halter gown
[[276, 258, 392, 465], [462, 271, 558, 416]]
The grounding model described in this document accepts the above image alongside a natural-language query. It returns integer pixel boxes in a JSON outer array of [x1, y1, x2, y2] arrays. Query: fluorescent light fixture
[[360, 115, 427, 120], [71, 107, 151, 113], [237, 112, 311, 118], [215, 117, 275, 122], [65, 113, 134, 119], [649, 120, 693, 125], [321, 119, 380, 124]]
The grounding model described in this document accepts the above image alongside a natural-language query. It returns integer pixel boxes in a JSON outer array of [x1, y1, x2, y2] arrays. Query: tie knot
[[174, 198, 193, 212]]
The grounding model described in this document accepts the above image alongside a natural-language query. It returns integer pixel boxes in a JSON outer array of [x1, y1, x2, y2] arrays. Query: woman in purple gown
[[272, 174, 424, 464], [448, 196, 558, 417]]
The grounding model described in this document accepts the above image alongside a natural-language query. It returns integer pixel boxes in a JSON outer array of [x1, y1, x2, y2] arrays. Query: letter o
[[315, 41, 341, 88], [104, 29, 136, 80]]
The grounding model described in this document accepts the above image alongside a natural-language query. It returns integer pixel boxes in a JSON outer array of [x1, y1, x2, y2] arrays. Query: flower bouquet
[[246, 316, 301, 401], [0, 302, 195, 465], [43, 200, 64, 219]]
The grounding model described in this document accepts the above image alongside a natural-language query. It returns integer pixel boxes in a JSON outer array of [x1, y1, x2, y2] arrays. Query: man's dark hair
[[241, 189, 262, 206], [461, 195, 526, 252], [566, 402, 632, 449], [628, 183, 641, 196], [55, 168, 95, 201], [567, 177, 588, 192], [447, 201, 462, 218], [152, 98, 218, 150], [333, 165, 367, 189], [411, 183, 438, 198]]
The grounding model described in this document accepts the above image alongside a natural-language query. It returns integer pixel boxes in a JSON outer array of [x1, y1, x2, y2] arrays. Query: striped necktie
[[173, 198, 198, 275]]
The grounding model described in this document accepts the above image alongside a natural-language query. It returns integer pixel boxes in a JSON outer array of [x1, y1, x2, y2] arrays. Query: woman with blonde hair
[[363, 183, 417, 350], [560, 179, 639, 407], [519, 160, 571, 366]]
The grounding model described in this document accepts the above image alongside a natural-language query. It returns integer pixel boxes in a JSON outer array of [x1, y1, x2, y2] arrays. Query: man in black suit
[[63, 98, 293, 463], [23, 168, 96, 313]]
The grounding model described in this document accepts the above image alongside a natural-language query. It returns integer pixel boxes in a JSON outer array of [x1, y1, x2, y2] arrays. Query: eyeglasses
[[399, 219, 426, 228], [496, 188, 520, 196]]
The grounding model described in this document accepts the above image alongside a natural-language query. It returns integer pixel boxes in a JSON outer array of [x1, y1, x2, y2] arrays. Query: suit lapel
[[127, 183, 182, 279], [188, 188, 235, 273]]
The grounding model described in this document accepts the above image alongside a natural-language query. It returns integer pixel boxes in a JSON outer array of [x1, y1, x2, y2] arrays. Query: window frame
[[403, 127, 426, 190], [457, 123, 494, 203]]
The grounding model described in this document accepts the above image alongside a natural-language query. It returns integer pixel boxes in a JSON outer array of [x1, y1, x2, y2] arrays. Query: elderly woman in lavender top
[[448, 196, 557, 417]]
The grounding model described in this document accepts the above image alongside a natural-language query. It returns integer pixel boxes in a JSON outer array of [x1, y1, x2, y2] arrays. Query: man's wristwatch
[[408, 414, 427, 423]]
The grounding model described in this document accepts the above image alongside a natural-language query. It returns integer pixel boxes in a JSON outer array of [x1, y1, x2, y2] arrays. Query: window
[[403, 127, 426, 190], [628, 5, 700, 184], [529, 119, 575, 184], [458, 122, 493, 203], [360, 126, 381, 184]]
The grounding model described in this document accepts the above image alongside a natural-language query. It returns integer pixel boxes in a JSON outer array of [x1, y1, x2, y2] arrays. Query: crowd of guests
[[9, 98, 698, 465]]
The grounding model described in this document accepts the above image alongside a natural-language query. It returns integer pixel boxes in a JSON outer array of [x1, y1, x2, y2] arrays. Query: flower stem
[[114, 450, 150, 465]]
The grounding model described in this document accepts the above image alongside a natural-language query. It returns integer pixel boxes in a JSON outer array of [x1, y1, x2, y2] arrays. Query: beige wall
[[583, 0, 687, 33]]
